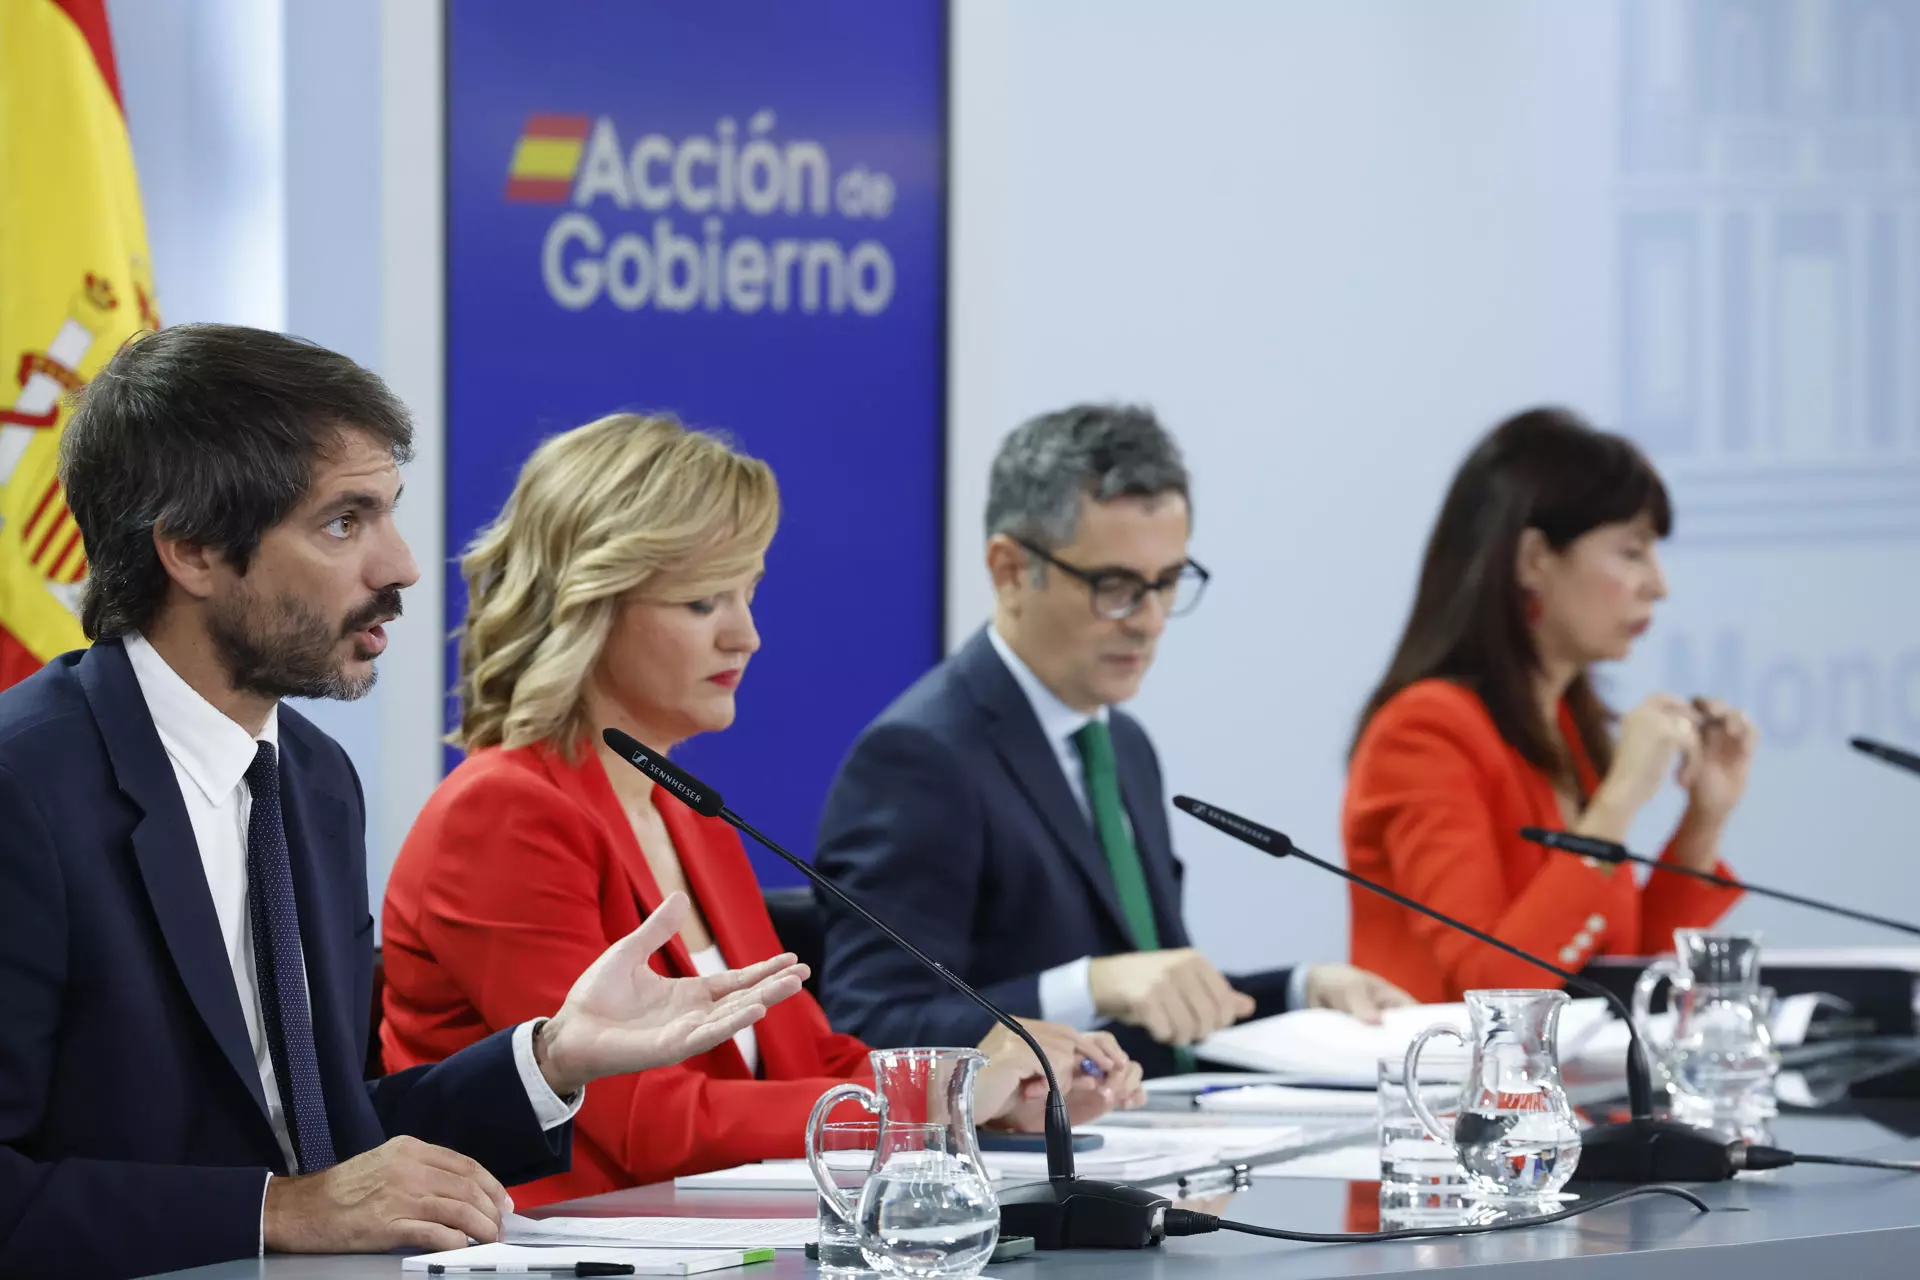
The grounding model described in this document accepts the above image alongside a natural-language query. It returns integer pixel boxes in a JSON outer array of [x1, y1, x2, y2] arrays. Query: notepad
[[405, 1242, 774, 1274]]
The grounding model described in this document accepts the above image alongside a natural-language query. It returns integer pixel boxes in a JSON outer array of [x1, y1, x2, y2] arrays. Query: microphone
[[601, 728, 1173, 1250], [1172, 794, 1737, 1184], [1852, 736, 1920, 777], [1520, 827, 1920, 939]]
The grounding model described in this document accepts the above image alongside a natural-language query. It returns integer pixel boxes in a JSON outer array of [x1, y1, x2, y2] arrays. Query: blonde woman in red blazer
[[382, 414, 1141, 1207]]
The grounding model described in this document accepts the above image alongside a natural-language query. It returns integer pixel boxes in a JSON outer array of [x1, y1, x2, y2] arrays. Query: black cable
[[1736, 1146, 1920, 1174], [1162, 1184, 1709, 1244]]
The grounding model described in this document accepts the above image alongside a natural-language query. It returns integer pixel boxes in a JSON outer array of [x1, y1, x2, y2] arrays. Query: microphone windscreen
[[602, 727, 726, 817]]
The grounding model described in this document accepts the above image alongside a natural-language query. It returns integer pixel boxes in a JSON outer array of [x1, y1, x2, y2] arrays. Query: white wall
[[109, 0, 286, 330], [107, 0, 446, 912], [950, 0, 1920, 971], [107, 0, 1920, 961]]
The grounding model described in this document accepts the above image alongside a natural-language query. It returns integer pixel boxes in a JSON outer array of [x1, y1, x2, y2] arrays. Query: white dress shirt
[[984, 627, 1309, 1027], [122, 635, 580, 1238]]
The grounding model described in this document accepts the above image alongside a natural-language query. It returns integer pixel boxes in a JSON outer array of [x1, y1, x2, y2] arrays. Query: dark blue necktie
[[245, 741, 336, 1174]]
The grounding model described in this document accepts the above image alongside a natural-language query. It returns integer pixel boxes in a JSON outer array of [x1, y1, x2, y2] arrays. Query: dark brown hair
[[1351, 407, 1672, 783], [60, 323, 413, 640]]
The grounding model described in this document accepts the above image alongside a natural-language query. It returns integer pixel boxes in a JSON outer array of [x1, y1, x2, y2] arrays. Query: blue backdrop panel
[[445, 0, 946, 880]]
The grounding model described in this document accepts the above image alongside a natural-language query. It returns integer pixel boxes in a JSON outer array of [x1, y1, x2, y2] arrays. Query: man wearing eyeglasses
[[813, 404, 1410, 1076]]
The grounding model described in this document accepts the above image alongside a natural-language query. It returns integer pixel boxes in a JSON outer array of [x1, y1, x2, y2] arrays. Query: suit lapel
[[954, 631, 1134, 941], [76, 640, 270, 1120], [565, 749, 704, 975], [662, 799, 759, 972], [660, 796, 781, 1075], [278, 728, 360, 1148], [566, 748, 753, 1076]]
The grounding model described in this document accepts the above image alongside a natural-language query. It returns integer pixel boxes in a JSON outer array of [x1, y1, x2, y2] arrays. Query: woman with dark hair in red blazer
[[1343, 408, 1754, 1004], [382, 414, 1142, 1207]]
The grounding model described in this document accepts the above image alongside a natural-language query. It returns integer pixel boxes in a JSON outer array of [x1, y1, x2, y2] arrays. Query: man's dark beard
[[208, 584, 404, 702]]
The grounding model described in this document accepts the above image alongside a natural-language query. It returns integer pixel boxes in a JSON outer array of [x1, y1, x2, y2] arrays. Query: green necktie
[[1073, 720, 1196, 1073]]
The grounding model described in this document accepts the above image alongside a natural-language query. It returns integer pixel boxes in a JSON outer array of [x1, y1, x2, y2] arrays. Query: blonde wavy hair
[[453, 412, 779, 757]]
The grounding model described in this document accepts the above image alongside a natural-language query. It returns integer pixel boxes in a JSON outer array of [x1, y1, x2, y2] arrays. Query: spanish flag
[[505, 114, 590, 203], [0, 0, 158, 689]]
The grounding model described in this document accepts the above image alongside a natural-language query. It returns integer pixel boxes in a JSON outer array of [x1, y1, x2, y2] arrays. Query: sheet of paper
[[406, 1243, 773, 1274], [983, 1123, 1308, 1181], [674, 1125, 1319, 1192], [673, 1162, 817, 1192], [1144, 1072, 1310, 1094], [505, 1212, 815, 1250], [1253, 1143, 1382, 1181], [1193, 1084, 1380, 1118]]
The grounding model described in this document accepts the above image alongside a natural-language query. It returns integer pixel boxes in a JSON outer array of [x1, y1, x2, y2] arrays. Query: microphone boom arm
[[1173, 794, 1743, 1184], [721, 806, 1076, 1180], [602, 726, 1185, 1250], [1520, 827, 1920, 940], [1178, 798, 1650, 1118]]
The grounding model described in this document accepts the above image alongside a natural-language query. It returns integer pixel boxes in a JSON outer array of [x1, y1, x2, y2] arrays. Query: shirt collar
[[123, 632, 281, 805], [987, 624, 1108, 750]]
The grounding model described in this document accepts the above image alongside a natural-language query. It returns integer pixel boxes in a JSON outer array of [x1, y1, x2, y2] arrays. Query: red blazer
[[381, 743, 872, 1205], [1342, 680, 1742, 1004]]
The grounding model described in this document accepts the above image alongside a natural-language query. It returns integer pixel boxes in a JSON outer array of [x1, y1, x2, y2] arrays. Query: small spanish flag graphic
[[505, 114, 590, 202]]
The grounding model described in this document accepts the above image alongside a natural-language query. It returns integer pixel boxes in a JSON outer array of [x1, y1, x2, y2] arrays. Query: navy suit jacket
[[814, 629, 1292, 1076], [0, 640, 569, 1279]]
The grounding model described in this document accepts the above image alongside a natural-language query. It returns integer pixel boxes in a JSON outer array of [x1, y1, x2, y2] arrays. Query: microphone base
[[1568, 1118, 1736, 1184], [997, 1177, 1172, 1249]]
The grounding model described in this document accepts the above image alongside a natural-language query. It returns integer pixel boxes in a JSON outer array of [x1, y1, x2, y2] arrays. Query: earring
[[1522, 590, 1543, 628]]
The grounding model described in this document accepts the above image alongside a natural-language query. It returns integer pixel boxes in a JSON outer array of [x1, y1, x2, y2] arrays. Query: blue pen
[[1078, 1056, 1107, 1081]]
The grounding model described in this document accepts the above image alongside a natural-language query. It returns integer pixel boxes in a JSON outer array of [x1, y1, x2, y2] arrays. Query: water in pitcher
[[1405, 990, 1585, 1201], [856, 1155, 999, 1278], [1635, 931, 1777, 1134], [1452, 1103, 1582, 1199], [807, 1049, 999, 1279]]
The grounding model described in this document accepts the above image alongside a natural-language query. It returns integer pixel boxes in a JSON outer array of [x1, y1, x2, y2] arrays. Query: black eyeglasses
[[1013, 537, 1211, 621]]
